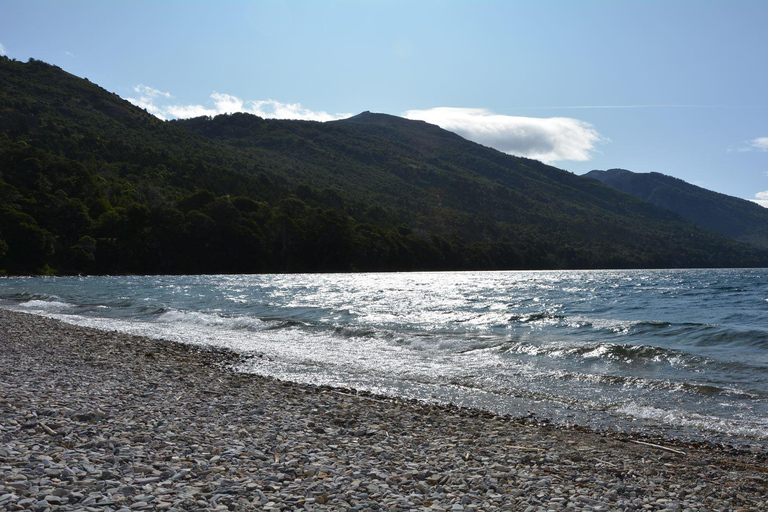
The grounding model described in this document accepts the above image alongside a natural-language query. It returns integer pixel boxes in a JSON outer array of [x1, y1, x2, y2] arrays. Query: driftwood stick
[[630, 440, 686, 455], [507, 445, 545, 452], [718, 459, 768, 474], [39, 422, 57, 436]]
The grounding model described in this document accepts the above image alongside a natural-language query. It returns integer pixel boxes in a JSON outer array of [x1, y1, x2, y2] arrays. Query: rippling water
[[2, 269, 767, 446]]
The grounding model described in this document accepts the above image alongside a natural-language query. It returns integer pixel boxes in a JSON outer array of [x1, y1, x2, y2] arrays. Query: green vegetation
[[1, 56, 767, 275], [586, 169, 768, 250]]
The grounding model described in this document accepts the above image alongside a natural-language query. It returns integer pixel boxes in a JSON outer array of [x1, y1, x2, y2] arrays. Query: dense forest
[[586, 169, 768, 250], [1, 56, 767, 275]]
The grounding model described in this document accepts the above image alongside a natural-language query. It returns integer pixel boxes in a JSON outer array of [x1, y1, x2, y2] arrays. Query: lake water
[[2, 269, 767, 448]]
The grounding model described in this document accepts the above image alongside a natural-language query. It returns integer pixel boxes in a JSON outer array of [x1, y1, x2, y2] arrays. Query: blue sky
[[2, 0, 767, 204]]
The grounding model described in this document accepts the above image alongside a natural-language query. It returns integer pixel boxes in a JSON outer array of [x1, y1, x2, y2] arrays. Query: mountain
[[585, 169, 768, 250], [1, 56, 766, 275]]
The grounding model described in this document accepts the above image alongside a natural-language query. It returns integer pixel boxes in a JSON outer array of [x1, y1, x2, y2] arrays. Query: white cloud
[[752, 190, 768, 208], [134, 84, 171, 98], [734, 137, 768, 152], [126, 84, 175, 119], [748, 137, 768, 151], [124, 89, 603, 162], [0, 43, 6, 56], [211, 92, 244, 113], [403, 107, 603, 163], [127, 85, 350, 122], [127, 96, 167, 119], [249, 99, 349, 122], [164, 104, 217, 119]]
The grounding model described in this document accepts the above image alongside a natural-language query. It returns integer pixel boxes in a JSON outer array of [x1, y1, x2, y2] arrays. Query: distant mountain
[[585, 169, 768, 250], [1, 56, 766, 275]]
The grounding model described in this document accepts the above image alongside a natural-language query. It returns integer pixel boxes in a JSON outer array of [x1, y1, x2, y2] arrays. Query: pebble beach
[[1, 308, 767, 511]]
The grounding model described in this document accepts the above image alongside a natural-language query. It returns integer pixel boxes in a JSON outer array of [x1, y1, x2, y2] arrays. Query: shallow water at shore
[[2, 268, 768, 446]]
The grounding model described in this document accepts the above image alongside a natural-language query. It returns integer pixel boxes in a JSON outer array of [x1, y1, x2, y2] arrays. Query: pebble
[[1, 309, 767, 511]]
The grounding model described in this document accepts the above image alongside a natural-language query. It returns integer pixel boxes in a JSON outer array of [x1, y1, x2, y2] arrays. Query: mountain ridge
[[586, 168, 768, 249], [1, 56, 766, 274]]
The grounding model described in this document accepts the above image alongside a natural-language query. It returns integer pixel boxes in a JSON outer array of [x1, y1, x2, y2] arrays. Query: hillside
[[1, 56, 766, 275], [585, 169, 768, 250]]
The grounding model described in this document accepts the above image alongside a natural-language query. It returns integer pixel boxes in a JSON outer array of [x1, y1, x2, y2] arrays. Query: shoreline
[[1, 309, 767, 510]]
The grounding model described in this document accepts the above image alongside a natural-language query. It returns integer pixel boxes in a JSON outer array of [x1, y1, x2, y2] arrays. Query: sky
[[2, 0, 767, 205]]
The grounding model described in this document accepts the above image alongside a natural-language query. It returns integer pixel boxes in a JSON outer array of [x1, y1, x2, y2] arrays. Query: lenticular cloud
[[404, 107, 603, 164]]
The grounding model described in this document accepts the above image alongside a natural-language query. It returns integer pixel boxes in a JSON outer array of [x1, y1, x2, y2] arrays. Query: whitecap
[[19, 299, 74, 312]]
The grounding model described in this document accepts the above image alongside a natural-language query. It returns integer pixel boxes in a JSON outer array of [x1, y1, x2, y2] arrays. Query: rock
[[426, 474, 442, 485], [43, 495, 62, 505]]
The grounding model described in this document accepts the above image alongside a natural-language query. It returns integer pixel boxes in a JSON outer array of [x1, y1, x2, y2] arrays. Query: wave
[[615, 403, 768, 439], [458, 340, 509, 354], [136, 305, 168, 316], [157, 309, 264, 331], [504, 339, 707, 370], [508, 310, 768, 352], [508, 312, 565, 323], [569, 342, 699, 365], [508, 310, 702, 333], [263, 319, 308, 330], [573, 318, 711, 336], [334, 326, 378, 338], [5, 291, 63, 302], [154, 312, 394, 342], [548, 369, 757, 397], [18, 299, 75, 312], [684, 327, 768, 348]]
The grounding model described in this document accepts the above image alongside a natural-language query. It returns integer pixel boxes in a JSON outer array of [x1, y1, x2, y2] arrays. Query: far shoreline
[[4, 265, 768, 279]]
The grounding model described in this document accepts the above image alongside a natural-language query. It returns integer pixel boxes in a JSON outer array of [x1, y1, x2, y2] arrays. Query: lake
[[3, 268, 767, 447]]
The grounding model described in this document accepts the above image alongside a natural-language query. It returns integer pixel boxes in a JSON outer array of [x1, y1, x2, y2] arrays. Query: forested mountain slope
[[586, 169, 768, 250], [1, 56, 766, 275]]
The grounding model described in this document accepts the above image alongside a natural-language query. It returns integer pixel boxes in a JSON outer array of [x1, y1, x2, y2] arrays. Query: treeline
[[2, 139, 757, 275], [0, 140, 613, 274]]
